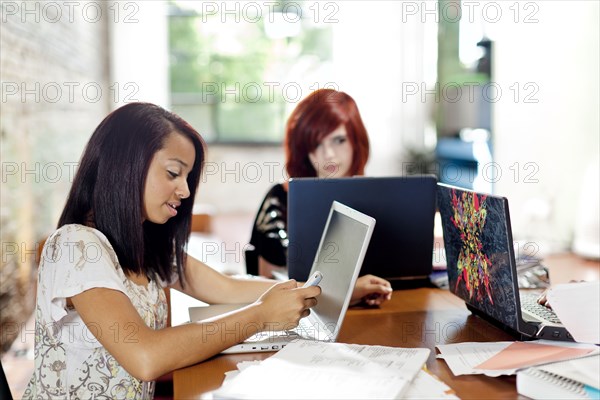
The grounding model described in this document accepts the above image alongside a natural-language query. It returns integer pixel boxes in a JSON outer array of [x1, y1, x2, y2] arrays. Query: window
[[168, 1, 333, 143]]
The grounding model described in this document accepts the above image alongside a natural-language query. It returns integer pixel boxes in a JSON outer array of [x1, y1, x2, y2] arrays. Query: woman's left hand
[[350, 274, 393, 306]]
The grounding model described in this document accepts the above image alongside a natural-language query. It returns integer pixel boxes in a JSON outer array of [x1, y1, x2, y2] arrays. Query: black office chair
[[244, 245, 258, 276], [1, 360, 13, 400]]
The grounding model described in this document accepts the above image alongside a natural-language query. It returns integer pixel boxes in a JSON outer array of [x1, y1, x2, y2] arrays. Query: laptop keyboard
[[244, 317, 316, 343], [521, 293, 562, 324]]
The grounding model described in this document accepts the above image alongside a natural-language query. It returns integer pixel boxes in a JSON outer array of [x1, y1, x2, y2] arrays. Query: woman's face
[[143, 132, 195, 224], [308, 125, 353, 178]]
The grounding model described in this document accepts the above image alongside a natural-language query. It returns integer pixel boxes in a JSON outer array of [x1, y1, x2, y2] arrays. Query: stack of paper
[[436, 340, 599, 377], [213, 340, 431, 399]]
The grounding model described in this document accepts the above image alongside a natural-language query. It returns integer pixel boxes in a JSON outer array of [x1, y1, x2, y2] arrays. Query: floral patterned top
[[23, 224, 170, 400]]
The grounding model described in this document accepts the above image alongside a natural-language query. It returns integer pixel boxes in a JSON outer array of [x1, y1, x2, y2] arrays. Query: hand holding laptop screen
[[256, 280, 321, 325], [303, 271, 323, 287], [189, 201, 376, 354]]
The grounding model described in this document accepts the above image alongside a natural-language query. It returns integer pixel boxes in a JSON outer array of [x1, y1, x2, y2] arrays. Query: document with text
[[437, 340, 599, 377], [213, 340, 430, 399]]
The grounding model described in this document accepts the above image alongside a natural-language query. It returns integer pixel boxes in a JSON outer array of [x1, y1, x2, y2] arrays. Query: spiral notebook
[[517, 354, 600, 399]]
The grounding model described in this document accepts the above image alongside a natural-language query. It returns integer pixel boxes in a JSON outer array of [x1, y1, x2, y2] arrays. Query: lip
[[324, 164, 337, 173], [167, 202, 180, 217]]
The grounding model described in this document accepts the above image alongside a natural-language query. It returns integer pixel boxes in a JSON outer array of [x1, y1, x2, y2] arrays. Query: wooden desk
[[173, 254, 599, 399]]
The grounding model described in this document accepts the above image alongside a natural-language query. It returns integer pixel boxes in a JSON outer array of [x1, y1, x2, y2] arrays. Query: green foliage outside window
[[168, 1, 333, 143]]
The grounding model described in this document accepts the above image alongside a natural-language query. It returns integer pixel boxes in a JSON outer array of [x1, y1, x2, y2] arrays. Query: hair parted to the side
[[284, 89, 370, 178], [58, 102, 205, 285]]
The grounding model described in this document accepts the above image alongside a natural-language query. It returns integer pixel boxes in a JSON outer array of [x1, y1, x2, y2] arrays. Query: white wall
[[493, 1, 599, 252], [109, 2, 169, 108], [331, 1, 433, 176], [194, 145, 286, 215]]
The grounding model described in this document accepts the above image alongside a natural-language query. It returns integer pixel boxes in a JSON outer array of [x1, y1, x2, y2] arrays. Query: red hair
[[284, 89, 370, 178]]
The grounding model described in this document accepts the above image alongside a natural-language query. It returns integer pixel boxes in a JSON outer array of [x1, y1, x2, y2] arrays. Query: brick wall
[[0, 0, 111, 352]]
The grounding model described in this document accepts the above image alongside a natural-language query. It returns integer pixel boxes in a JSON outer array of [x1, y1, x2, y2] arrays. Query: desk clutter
[[212, 340, 600, 399], [211, 340, 458, 399], [437, 341, 600, 399]]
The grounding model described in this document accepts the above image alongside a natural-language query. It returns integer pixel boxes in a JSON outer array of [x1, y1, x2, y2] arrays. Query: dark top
[[248, 183, 288, 273]]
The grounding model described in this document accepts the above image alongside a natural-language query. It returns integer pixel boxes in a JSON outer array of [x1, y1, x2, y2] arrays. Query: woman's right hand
[[537, 289, 552, 309], [537, 280, 585, 309], [254, 280, 321, 332]]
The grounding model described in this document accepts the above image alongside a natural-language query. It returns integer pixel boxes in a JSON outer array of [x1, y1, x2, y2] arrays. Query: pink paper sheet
[[475, 342, 594, 370]]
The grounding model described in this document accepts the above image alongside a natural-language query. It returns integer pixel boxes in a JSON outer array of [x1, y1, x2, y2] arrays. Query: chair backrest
[[244, 245, 258, 276], [191, 213, 212, 233], [0, 360, 13, 400]]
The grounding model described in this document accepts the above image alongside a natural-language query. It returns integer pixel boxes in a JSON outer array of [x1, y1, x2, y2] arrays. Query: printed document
[[213, 340, 430, 399], [437, 340, 599, 377]]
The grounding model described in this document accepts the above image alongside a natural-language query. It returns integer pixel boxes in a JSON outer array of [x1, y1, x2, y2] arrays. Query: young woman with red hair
[[248, 89, 392, 306]]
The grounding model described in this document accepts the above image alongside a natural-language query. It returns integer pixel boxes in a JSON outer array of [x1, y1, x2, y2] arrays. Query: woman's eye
[[168, 171, 179, 178], [334, 136, 347, 144]]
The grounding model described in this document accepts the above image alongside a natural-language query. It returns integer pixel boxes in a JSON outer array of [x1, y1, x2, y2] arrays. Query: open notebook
[[189, 201, 376, 353]]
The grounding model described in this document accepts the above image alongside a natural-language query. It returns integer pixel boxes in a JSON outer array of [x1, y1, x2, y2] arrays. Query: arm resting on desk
[[71, 276, 319, 381]]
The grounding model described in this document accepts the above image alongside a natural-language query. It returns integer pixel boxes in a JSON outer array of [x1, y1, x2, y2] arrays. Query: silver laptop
[[437, 183, 573, 341], [189, 201, 376, 353]]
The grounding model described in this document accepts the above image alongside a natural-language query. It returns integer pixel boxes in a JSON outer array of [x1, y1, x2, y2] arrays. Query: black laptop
[[287, 175, 437, 287], [437, 183, 573, 341]]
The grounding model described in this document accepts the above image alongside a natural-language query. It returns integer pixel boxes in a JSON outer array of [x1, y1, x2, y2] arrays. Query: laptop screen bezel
[[304, 200, 376, 341]]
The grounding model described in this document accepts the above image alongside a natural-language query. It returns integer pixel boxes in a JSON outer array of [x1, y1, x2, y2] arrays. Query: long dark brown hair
[[58, 102, 205, 284]]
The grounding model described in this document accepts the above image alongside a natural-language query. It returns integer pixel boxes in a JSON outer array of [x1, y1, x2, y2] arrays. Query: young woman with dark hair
[[249, 89, 392, 304], [24, 102, 323, 399]]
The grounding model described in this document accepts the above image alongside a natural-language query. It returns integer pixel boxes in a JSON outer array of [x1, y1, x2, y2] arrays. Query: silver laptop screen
[[305, 203, 373, 340]]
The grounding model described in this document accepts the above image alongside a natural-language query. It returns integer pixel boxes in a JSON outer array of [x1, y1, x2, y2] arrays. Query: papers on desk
[[404, 369, 459, 399], [219, 367, 458, 400], [436, 340, 599, 377], [547, 281, 600, 344], [213, 340, 431, 399]]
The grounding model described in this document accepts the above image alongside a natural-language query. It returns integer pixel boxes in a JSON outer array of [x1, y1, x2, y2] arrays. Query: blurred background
[[1, 0, 599, 393]]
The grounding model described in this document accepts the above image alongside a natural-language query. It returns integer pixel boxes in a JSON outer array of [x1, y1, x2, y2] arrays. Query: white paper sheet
[[436, 341, 514, 376], [212, 340, 430, 399], [402, 369, 460, 399], [266, 340, 430, 380], [436, 340, 599, 377], [216, 360, 457, 400], [547, 281, 600, 344], [215, 362, 410, 399]]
